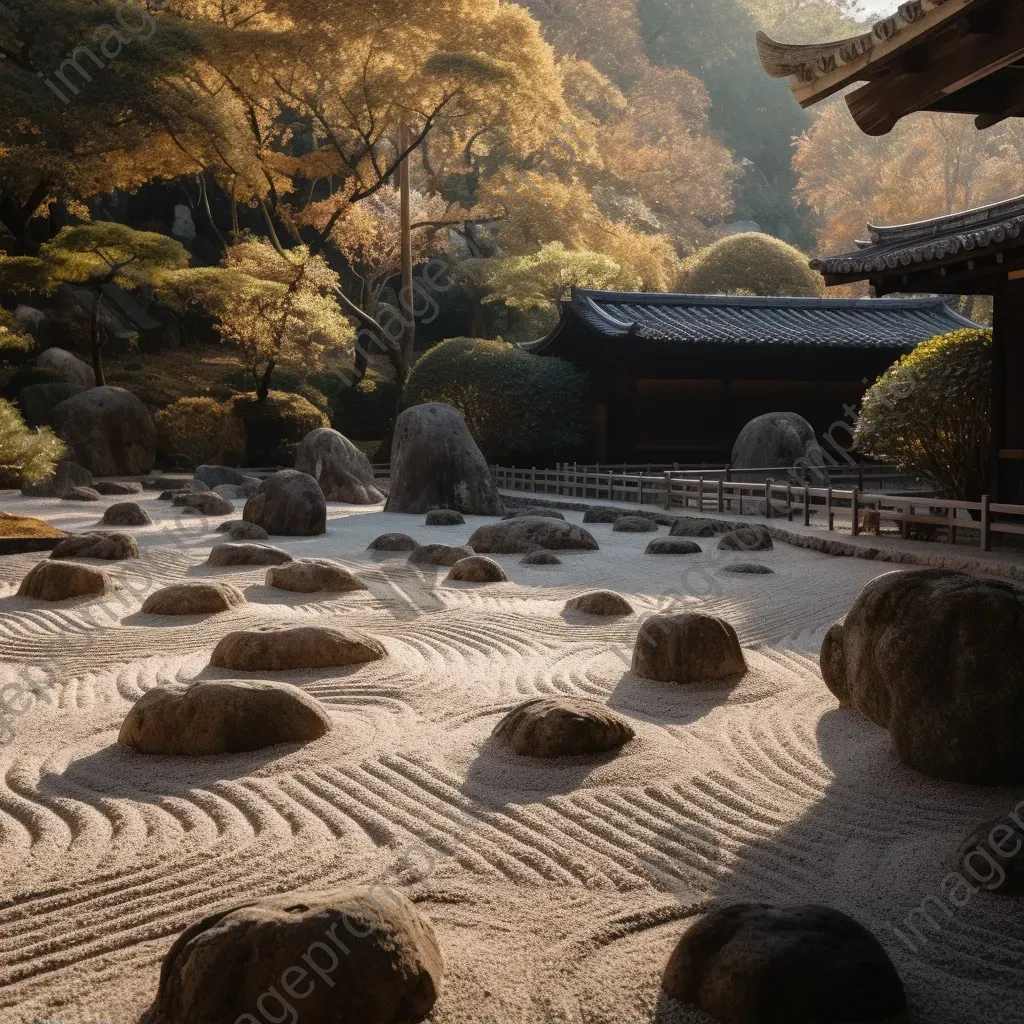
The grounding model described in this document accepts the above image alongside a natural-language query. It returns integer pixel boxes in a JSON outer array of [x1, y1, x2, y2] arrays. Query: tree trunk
[[90, 292, 106, 386], [257, 359, 276, 403], [398, 121, 415, 382]]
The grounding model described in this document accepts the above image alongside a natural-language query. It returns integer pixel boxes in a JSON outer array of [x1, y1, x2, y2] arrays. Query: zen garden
[[2, 0, 1024, 1022]]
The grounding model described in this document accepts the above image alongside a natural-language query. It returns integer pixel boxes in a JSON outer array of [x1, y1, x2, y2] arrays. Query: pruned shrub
[[403, 337, 589, 463], [231, 390, 329, 466], [155, 397, 246, 466], [855, 328, 991, 500], [680, 232, 825, 297], [326, 371, 399, 440], [0, 398, 65, 487]]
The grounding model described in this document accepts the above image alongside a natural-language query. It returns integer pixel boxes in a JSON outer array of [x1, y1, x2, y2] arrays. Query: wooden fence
[[487, 464, 1024, 554]]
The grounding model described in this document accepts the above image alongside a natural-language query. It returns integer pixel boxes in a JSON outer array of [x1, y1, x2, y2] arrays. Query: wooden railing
[[488, 464, 1024, 554]]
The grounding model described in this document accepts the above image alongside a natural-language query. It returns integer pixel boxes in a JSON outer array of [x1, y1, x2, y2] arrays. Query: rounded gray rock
[[173, 491, 236, 517], [494, 697, 635, 758], [294, 427, 383, 504], [731, 411, 823, 469], [368, 532, 418, 552], [645, 537, 701, 555], [565, 590, 634, 615], [18, 560, 111, 600], [612, 515, 659, 533], [142, 581, 247, 615], [718, 525, 773, 552], [408, 543, 475, 567], [468, 517, 598, 554], [447, 555, 507, 583], [633, 612, 746, 684], [243, 469, 327, 536], [425, 508, 465, 526], [49, 386, 156, 476], [520, 550, 562, 565], [50, 531, 139, 561], [265, 559, 367, 593], [100, 502, 152, 527], [207, 542, 293, 567]]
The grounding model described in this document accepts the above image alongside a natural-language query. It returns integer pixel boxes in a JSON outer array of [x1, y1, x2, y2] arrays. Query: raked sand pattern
[[0, 491, 1022, 1024]]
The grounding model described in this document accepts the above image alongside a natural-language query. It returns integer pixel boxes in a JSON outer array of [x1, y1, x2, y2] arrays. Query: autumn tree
[[0, 223, 190, 386], [161, 238, 353, 401]]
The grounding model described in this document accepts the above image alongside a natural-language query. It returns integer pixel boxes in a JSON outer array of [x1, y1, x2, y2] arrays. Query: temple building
[[524, 290, 975, 464], [758, 0, 1024, 500]]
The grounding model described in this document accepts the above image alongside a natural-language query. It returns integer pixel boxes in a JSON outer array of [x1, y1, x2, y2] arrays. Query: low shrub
[[680, 232, 825, 297], [855, 328, 991, 500], [230, 391, 329, 466], [403, 337, 589, 464], [0, 398, 66, 487], [155, 397, 246, 466], [219, 368, 330, 414]]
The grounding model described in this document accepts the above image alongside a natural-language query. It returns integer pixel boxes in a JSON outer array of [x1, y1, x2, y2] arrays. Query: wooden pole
[[982, 494, 991, 551], [398, 121, 414, 374]]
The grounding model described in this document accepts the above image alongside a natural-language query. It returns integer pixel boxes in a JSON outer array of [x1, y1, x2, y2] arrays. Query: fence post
[[698, 475, 704, 513], [786, 482, 793, 522], [663, 470, 672, 511], [724, 464, 732, 512], [851, 488, 860, 537], [765, 478, 774, 519], [981, 494, 991, 551], [827, 487, 834, 531], [858, 465, 865, 490], [717, 477, 724, 514], [803, 484, 811, 527], [638, 473, 644, 506]]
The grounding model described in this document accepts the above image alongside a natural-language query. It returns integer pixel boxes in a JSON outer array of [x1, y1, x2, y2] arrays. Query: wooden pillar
[[992, 282, 1024, 504]]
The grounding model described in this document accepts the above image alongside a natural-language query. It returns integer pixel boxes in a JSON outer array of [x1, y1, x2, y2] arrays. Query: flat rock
[[821, 568, 1024, 783], [582, 507, 622, 524], [645, 537, 701, 555], [663, 903, 906, 1023], [210, 626, 385, 671], [669, 517, 734, 538], [100, 501, 152, 527], [718, 524, 774, 551], [722, 562, 774, 575], [409, 543, 475, 567], [18, 560, 111, 600], [265, 559, 367, 593], [172, 491, 236, 516], [243, 469, 327, 536], [633, 612, 746, 684], [213, 481, 260, 500], [469, 517, 598, 554], [954, 816, 1024, 896], [447, 555, 507, 583], [215, 520, 270, 541], [566, 590, 634, 615], [141, 581, 247, 615], [612, 515, 659, 533], [294, 427, 384, 503], [503, 508, 566, 521], [385, 402, 503, 515], [194, 465, 252, 489], [207, 542, 293, 567], [155, 887, 442, 1024], [368, 532, 418, 552], [21, 459, 93, 497], [119, 679, 331, 755], [62, 486, 102, 501], [425, 508, 465, 526], [50, 531, 139, 561], [92, 480, 144, 496], [520, 550, 562, 565], [494, 697, 635, 757]]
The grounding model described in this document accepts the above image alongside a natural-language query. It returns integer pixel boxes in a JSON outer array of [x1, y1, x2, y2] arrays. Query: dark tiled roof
[[526, 290, 978, 352], [812, 194, 1024, 278]]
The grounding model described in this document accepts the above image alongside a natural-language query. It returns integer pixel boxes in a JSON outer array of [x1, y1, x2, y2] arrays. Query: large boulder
[[243, 469, 327, 536], [154, 887, 442, 1024], [21, 459, 93, 497], [662, 903, 906, 1023], [142, 581, 247, 615], [731, 411, 822, 469], [100, 502, 152, 527], [468, 517, 598, 554], [18, 560, 111, 600], [49, 386, 156, 476], [62, 485, 102, 501], [17, 383, 87, 428], [119, 679, 331, 754], [35, 346, 94, 386], [265, 559, 368, 593], [645, 538, 701, 555], [669, 517, 734, 538], [494, 697, 635, 757], [385, 402, 503, 515], [295, 427, 384, 504], [210, 626, 386, 671], [633, 612, 746, 684], [820, 568, 1024, 783], [50, 531, 139, 560]]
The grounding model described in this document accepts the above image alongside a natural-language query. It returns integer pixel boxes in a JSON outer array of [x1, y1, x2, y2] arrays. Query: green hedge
[[323, 371, 399, 440], [682, 232, 825, 297], [403, 337, 589, 464]]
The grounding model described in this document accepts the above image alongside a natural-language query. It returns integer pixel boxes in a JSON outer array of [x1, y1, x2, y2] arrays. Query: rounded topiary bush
[[681, 232, 825, 297], [155, 397, 246, 466], [403, 337, 589, 463], [855, 328, 991, 501], [231, 391, 329, 466]]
